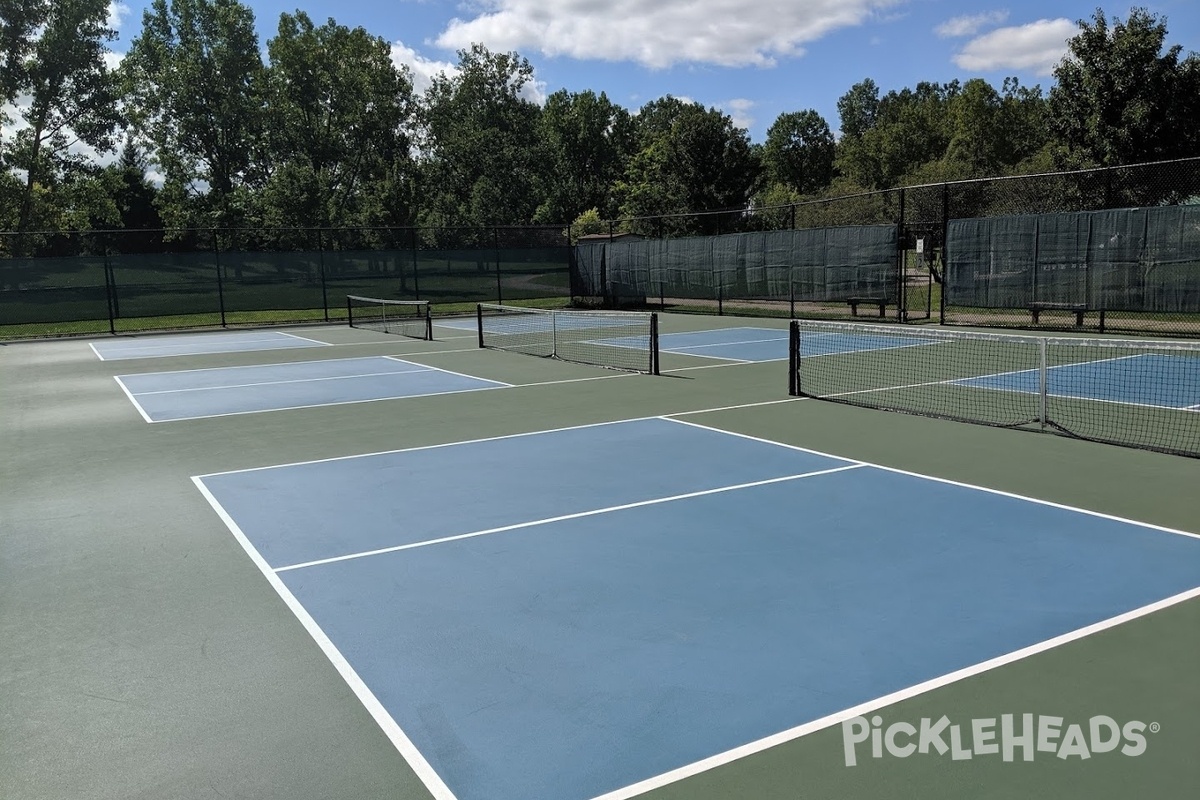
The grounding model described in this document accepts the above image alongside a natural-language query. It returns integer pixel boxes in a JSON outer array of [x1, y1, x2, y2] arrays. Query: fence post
[[103, 241, 117, 334], [317, 228, 329, 322], [494, 227, 502, 304], [897, 187, 907, 322], [939, 184, 949, 324], [410, 227, 421, 301], [213, 228, 226, 327]]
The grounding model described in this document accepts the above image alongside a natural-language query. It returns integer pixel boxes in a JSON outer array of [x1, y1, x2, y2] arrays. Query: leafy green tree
[[835, 81, 958, 189], [762, 109, 834, 194], [2, 0, 120, 240], [259, 11, 416, 229], [123, 0, 264, 228], [535, 89, 634, 223], [1050, 8, 1200, 167], [836, 79, 879, 140], [418, 44, 545, 228], [615, 97, 761, 232], [95, 137, 164, 241]]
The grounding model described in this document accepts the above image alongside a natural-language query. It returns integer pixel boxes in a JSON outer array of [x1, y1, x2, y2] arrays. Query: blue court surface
[[195, 417, 1200, 800], [955, 353, 1200, 411], [645, 326, 939, 363], [91, 330, 329, 360], [117, 356, 506, 422]]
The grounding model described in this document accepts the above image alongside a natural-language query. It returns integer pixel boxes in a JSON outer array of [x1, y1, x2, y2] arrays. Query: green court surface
[[2, 312, 1198, 800]]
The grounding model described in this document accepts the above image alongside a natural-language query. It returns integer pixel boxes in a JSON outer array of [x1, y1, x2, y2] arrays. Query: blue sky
[[107, 1, 1200, 143]]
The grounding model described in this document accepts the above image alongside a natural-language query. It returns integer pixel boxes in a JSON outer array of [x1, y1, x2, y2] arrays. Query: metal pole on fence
[[897, 188, 906, 322], [317, 228, 329, 322], [103, 246, 117, 334], [410, 227, 421, 301], [939, 184, 949, 325], [494, 227, 502, 304], [213, 229, 226, 327]]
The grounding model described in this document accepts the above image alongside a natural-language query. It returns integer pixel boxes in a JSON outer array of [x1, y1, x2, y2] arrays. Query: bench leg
[[1031, 309, 1040, 324], [1074, 311, 1084, 327], [849, 303, 858, 316], [877, 303, 885, 318]]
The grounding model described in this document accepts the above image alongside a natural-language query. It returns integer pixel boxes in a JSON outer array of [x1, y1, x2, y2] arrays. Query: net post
[[423, 303, 433, 341], [788, 320, 800, 396], [346, 295, 353, 328], [1038, 336, 1048, 429], [476, 304, 484, 348], [650, 313, 660, 375], [551, 308, 558, 359]]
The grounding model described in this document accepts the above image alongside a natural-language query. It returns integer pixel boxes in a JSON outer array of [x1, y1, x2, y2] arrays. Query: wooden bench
[[1029, 302, 1088, 327], [846, 297, 887, 318]]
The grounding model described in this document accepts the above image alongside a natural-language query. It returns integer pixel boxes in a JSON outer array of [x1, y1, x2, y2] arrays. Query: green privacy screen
[[945, 205, 1200, 313], [582, 225, 898, 305]]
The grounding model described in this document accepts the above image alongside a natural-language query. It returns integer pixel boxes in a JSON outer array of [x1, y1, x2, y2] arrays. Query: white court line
[[114, 354, 416, 378], [142, 384, 511, 424], [89, 342, 107, 361], [128, 368, 436, 396], [274, 464, 864, 573], [1188, 404, 1200, 411], [663, 416, 1200, 541], [192, 401, 808, 478], [100, 332, 314, 353], [665, 334, 788, 351], [591, 584, 1200, 800], [276, 331, 332, 345], [384, 355, 515, 388], [191, 478, 459, 800], [112, 376, 154, 423]]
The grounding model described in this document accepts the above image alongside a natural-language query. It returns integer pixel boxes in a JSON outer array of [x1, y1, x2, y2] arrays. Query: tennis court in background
[[116, 356, 508, 422], [5, 308, 1200, 800], [90, 329, 329, 360]]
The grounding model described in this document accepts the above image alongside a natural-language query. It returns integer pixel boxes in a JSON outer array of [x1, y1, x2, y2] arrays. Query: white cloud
[[723, 98, 755, 130], [935, 10, 1009, 39], [434, 0, 901, 69], [952, 18, 1076, 75], [390, 40, 546, 104], [390, 41, 458, 95], [107, 1, 130, 31]]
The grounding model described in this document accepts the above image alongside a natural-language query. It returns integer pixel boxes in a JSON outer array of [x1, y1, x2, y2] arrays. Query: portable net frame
[[346, 295, 433, 341], [476, 303, 659, 374], [787, 318, 1200, 458]]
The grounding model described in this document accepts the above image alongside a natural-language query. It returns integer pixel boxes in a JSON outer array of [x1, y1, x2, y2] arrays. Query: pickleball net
[[787, 318, 1200, 457], [476, 304, 659, 374], [346, 296, 433, 341]]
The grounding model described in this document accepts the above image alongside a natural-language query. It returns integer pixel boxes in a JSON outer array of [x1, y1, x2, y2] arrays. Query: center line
[[273, 463, 865, 573]]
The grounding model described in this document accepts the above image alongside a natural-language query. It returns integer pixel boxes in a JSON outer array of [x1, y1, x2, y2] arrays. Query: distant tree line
[[0, 1, 1197, 252]]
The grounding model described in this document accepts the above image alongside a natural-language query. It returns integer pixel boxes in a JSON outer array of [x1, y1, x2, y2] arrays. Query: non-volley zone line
[[195, 415, 1200, 800], [116, 355, 510, 422], [90, 330, 329, 360]]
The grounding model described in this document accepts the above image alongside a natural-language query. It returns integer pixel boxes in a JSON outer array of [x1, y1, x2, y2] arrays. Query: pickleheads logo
[[842, 714, 1159, 766]]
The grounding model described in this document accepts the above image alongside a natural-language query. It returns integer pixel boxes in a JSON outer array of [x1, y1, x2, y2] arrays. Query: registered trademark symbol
[[1149, 722, 1161, 734]]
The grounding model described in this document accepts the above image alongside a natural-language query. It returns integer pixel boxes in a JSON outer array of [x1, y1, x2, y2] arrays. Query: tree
[[836, 79, 879, 140], [97, 137, 164, 242], [418, 44, 545, 228], [123, 0, 264, 228], [259, 11, 416, 229], [762, 110, 835, 194], [535, 89, 634, 223], [835, 81, 958, 189], [2, 0, 121, 240], [1049, 8, 1200, 167], [615, 97, 761, 231]]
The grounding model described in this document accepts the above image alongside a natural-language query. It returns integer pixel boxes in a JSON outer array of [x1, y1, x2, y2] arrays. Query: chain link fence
[[0, 226, 574, 338], [581, 157, 1200, 336]]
